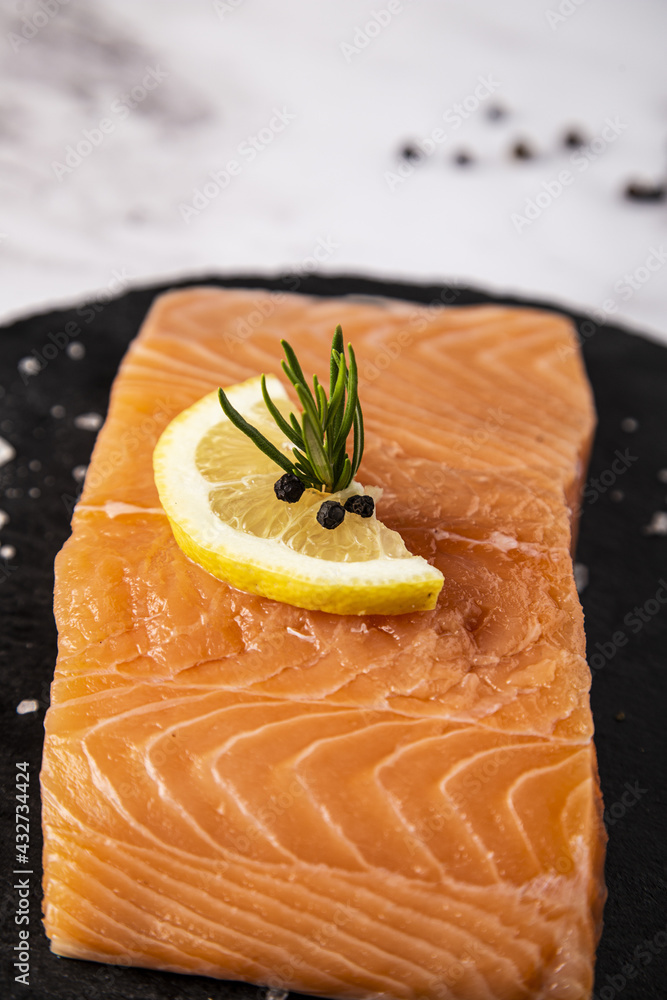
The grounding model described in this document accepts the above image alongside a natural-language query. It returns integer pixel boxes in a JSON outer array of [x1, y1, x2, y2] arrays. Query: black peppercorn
[[316, 500, 345, 529], [400, 143, 422, 162], [344, 495, 375, 518], [486, 103, 507, 122], [563, 128, 586, 149], [624, 181, 666, 203], [453, 150, 474, 166], [274, 473, 306, 503], [511, 140, 535, 161]]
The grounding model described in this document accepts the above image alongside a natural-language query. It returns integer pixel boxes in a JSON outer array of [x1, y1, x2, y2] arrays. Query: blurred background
[[1, 0, 665, 340]]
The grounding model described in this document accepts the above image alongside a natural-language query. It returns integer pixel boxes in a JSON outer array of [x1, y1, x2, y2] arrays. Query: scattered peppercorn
[[511, 140, 535, 161], [624, 181, 666, 203], [274, 473, 306, 503], [344, 494, 375, 517], [453, 150, 474, 166], [317, 500, 346, 529], [563, 128, 586, 149], [486, 103, 507, 122], [400, 143, 422, 162]]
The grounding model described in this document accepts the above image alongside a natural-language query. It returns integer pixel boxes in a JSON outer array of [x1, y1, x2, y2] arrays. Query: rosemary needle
[[217, 326, 363, 493]]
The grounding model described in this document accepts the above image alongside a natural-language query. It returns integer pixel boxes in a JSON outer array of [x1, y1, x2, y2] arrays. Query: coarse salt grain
[[16, 699, 39, 715], [0, 436, 16, 467], [574, 563, 589, 594], [18, 357, 41, 378], [74, 412, 103, 431], [643, 511, 667, 536]]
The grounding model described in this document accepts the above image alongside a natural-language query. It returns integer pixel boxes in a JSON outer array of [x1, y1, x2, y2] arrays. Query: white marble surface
[[1, 0, 666, 342]]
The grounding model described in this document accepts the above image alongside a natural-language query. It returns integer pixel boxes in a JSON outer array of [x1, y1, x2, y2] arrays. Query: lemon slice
[[153, 376, 444, 615]]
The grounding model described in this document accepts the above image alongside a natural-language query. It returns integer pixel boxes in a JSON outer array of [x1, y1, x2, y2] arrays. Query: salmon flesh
[[41, 289, 606, 1000]]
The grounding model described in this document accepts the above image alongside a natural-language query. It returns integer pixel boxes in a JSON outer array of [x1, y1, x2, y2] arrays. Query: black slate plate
[[1, 274, 666, 1000]]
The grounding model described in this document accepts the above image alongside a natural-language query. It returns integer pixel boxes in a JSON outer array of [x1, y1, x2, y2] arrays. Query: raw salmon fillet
[[41, 288, 606, 1000]]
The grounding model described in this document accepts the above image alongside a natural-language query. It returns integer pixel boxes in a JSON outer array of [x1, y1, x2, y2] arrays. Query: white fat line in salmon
[[75, 502, 167, 518]]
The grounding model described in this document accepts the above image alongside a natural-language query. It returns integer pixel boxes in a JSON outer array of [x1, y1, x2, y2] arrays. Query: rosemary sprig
[[217, 326, 364, 493]]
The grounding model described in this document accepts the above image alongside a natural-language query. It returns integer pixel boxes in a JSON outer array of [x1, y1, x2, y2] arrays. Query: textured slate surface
[[1, 275, 665, 999]]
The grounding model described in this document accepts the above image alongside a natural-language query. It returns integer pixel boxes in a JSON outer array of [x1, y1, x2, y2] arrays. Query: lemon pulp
[[197, 399, 408, 563]]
